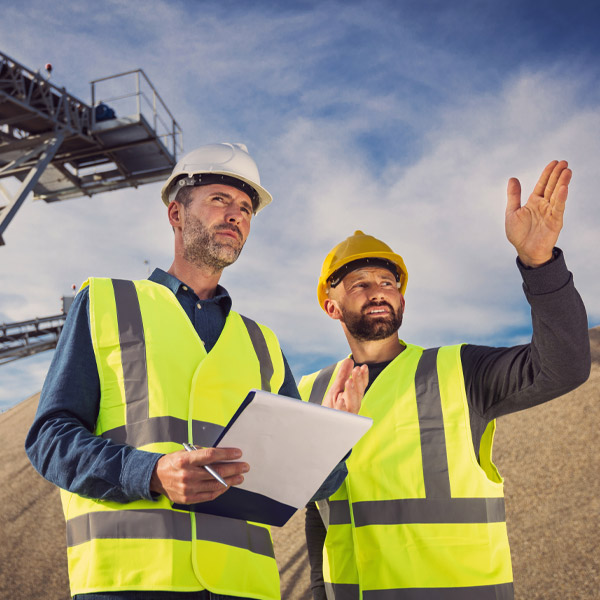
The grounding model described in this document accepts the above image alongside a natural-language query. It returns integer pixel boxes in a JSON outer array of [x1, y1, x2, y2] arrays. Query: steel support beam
[[0, 312, 66, 366], [0, 132, 64, 245]]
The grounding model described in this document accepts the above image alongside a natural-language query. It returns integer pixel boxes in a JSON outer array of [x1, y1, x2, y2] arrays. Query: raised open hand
[[322, 358, 368, 414], [505, 160, 572, 267]]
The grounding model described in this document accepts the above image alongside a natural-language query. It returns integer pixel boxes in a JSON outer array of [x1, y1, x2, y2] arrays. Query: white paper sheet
[[216, 390, 372, 508]]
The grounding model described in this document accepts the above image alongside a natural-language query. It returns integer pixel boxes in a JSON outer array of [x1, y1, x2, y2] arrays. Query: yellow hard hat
[[317, 230, 408, 310]]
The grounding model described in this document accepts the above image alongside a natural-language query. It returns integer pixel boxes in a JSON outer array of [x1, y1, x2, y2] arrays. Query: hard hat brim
[[161, 170, 272, 213], [317, 250, 408, 310]]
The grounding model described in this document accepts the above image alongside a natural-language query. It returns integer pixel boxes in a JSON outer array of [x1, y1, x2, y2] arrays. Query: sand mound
[[1, 328, 599, 599]]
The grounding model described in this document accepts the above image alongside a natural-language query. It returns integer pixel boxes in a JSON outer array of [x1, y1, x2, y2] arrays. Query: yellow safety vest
[[61, 277, 285, 598], [299, 343, 514, 600]]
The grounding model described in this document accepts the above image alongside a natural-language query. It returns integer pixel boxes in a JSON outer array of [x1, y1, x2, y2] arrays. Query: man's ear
[[168, 201, 183, 229], [323, 298, 343, 321]]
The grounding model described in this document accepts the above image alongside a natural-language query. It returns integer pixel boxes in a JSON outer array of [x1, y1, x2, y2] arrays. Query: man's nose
[[369, 287, 385, 301], [226, 204, 243, 224]]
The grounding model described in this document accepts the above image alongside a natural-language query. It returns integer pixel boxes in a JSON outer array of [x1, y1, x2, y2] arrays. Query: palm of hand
[[505, 160, 571, 267]]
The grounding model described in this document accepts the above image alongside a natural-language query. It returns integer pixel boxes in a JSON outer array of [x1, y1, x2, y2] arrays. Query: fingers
[[330, 364, 368, 414], [352, 364, 369, 394], [343, 365, 369, 414], [551, 168, 572, 213], [531, 160, 570, 201], [544, 160, 569, 198], [532, 160, 559, 197], [185, 446, 249, 489], [334, 358, 355, 389], [506, 177, 522, 216], [507, 160, 571, 218], [151, 447, 248, 504], [323, 358, 354, 408], [187, 446, 242, 466]]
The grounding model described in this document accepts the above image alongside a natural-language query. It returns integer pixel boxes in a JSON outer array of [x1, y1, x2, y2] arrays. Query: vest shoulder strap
[[94, 279, 279, 395], [238, 314, 276, 392], [308, 362, 338, 405]]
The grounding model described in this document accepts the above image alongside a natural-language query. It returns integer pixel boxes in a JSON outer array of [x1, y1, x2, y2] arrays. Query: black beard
[[342, 301, 403, 342], [182, 211, 244, 272]]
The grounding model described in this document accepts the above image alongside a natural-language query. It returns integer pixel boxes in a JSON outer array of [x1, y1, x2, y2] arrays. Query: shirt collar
[[149, 268, 232, 313]]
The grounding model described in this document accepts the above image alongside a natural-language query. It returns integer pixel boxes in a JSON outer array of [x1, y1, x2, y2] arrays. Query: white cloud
[[1, 1, 599, 408], [231, 68, 600, 368]]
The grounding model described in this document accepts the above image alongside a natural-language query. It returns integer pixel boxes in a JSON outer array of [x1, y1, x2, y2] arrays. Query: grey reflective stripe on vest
[[309, 363, 337, 405], [85, 284, 278, 561], [317, 499, 331, 528], [109, 281, 276, 433], [310, 349, 507, 529], [414, 348, 451, 497], [325, 581, 514, 599], [101, 416, 224, 448], [326, 582, 360, 600], [362, 582, 514, 599], [318, 499, 353, 529], [351, 496, 505, 526], [66, 509, 274, 558], [318, 349, 512, 599], [112, 279, 149, 423], [239, 314, 274, 392], [326, 581, 513, 600]]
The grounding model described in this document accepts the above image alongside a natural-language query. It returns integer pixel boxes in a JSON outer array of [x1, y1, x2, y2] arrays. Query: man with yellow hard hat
[[299, 160, 591, 599], [26, 143, 365, 600]]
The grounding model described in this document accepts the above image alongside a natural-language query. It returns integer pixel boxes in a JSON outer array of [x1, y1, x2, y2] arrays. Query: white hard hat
[[161, 143, 272, 213]]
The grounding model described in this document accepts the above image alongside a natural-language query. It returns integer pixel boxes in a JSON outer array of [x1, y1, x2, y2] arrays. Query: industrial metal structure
[[0, 49, 183, 245], [0, 313, 65, 366], [0, 296, 72, 366]]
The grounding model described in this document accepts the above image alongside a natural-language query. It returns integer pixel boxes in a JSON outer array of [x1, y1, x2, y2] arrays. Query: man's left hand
[[322, 359, 368, 414], [505, 160, 572, 267]]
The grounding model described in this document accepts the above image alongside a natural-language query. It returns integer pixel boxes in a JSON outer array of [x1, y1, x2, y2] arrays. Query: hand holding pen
[[149, 443, 249, 504], [183, 442, 228, 486]]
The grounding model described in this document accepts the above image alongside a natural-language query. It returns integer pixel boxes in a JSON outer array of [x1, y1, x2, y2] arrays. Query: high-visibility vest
[[299, 343, 514, 600], [61, 277, 285, 598]]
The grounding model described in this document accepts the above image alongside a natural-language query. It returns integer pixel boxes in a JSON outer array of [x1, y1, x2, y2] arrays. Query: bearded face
[[341, 299, 403, 342], [181, 208, 245, 272]]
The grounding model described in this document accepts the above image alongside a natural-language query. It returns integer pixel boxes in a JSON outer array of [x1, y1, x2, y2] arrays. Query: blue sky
[[1, 0, 600, 410]]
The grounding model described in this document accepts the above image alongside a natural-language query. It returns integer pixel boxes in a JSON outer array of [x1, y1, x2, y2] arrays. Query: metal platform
[[0, 51, 183, 244]]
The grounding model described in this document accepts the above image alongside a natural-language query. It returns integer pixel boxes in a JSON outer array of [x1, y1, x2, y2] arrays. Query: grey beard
[[342, 302, 403, 342], [182, 212, 244, 273]]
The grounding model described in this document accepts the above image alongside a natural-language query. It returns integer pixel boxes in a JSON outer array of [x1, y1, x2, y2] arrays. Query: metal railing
[[90, 69, 183, 160]]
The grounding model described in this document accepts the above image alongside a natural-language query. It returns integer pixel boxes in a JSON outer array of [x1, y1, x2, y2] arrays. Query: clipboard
[[173, 389, 372, 526]]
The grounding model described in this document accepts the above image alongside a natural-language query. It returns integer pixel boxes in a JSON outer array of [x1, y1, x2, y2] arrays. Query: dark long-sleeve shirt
[[305, 249, 591, 599], [25, 268, 346, 504]]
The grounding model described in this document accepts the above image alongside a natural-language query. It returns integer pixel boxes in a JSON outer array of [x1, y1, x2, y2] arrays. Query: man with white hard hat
[[26, 143, 366, 600], [299, 161, 590, 599]]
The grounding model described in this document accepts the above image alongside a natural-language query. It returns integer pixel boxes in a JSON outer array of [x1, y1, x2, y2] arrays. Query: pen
[[182, 442, 229, 487]]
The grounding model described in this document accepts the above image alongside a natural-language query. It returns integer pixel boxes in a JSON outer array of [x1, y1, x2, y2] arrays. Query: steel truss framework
[[0, 313, 66, 365], [0, 49, 182, 245]]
